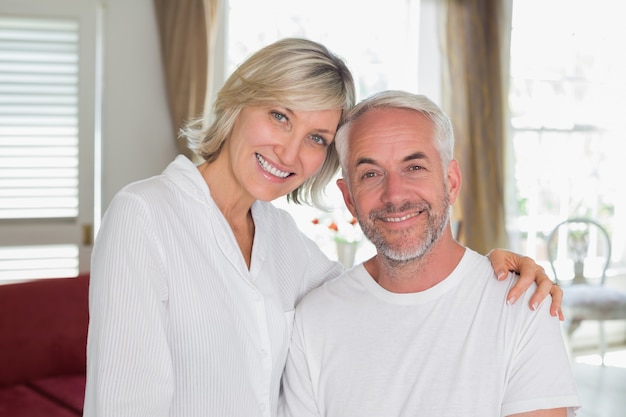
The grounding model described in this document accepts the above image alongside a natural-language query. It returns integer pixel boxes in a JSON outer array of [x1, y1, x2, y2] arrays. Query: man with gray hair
[[281, 91, 580, 417]]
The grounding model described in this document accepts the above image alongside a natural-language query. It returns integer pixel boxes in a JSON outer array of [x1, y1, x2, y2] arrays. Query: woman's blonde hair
[[182, 38, 356, 207]]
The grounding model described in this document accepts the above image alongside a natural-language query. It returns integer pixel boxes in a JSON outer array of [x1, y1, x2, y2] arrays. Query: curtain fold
[[153, 0, 219, 158], [441, 0, 512, 254]]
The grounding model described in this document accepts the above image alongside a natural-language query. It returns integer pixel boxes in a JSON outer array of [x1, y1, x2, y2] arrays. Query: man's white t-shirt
[[282, 249, 580, 417]]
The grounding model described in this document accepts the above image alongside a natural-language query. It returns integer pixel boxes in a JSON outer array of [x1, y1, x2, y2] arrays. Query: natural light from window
[[508, 0, 626, 274]]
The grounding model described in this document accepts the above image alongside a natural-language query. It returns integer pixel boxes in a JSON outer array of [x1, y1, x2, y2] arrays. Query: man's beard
[[358, 192, 451, 264]]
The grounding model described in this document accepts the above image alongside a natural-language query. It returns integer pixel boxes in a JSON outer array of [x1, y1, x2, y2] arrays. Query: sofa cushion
[[28, 374, 86, 414], [0, 274, 89, 386], [0, 384, 79, 417]]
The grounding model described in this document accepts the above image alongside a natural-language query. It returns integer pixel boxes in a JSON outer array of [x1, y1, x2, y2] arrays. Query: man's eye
[[362, 172, 377, 179], [408, 165, 422, 171]]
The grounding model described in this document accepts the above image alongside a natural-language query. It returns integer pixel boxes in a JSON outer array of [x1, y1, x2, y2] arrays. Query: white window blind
[[0, 16, 79, 220], [0, 244, 78, 282]]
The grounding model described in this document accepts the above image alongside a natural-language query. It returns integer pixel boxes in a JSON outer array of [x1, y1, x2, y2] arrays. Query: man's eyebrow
[[355, 157, 377, 167], [355, 152, 429, 167], [404, 152, 427, 162]]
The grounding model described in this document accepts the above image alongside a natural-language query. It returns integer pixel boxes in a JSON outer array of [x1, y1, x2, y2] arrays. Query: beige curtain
[[441, 0, 512, 254], [153, 0, 219, 158]]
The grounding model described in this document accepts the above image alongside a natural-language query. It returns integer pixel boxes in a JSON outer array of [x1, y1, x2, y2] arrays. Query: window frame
[[0, 0, 100, 280]]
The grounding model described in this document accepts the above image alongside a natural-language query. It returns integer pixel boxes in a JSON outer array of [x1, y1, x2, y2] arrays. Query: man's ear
[[446, 159, 462, 205], [336, 178, 357, 218]]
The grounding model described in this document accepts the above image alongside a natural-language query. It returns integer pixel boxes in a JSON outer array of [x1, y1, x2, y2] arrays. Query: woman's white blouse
[[83, 155, 343, 417]]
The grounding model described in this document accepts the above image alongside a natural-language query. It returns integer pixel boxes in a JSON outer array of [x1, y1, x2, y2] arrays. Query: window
[[226, 0, 421, 98], [0, 1, 99, 281], [508, 0, 626, 275], [226, 0, 436, 264], [0, 16, 79, 220]]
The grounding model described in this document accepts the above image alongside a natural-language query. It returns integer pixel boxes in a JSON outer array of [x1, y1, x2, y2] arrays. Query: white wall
[[100, 0, 178, 212]]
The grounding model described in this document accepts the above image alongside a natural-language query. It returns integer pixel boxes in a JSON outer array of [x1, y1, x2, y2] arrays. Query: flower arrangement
[[311, 209, 363, 244]]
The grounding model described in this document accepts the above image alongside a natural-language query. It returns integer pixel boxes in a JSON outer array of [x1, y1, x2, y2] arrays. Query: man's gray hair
[[334, 90, 455, 176]]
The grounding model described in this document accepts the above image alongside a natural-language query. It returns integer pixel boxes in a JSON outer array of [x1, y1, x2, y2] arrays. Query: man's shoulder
[[454, 248, 500, 285], [454, 248, 530, 306], [460, 247, 492, 269], [296, 265, 363, 312]]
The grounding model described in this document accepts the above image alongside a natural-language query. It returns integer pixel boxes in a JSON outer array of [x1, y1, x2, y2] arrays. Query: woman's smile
[[255, 153, 292, 179]]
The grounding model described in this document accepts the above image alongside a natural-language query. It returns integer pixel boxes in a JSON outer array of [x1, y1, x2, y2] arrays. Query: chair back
[[547, 218, 612, 285]]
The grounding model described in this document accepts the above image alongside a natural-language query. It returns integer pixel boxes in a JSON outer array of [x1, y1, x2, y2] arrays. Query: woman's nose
[[275, 135, 301, 165]]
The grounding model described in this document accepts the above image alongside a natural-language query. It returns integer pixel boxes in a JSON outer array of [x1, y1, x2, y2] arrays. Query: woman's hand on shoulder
[[487, 249, 564, 321]]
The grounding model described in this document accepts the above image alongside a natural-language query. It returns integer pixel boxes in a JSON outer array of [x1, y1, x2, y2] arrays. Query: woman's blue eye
[[272, 111, 287, 122], [311, 134, 327, 146]]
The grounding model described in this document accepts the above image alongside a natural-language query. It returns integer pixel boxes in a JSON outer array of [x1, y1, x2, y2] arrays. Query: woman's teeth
[[256, 153, 291, 178]]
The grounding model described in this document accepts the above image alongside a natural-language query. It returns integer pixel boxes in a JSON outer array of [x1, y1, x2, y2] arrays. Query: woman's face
[[225, 105, 342, 202]]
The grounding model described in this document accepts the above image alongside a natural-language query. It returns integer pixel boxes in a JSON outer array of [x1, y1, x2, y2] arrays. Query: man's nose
[[381, 173, 408, 205]]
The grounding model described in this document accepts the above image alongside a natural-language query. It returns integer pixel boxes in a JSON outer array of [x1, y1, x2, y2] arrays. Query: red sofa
[[0, 274, 89, 416]]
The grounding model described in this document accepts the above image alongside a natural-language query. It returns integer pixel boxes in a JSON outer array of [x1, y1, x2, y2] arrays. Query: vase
[[335, 240, 359, 268]]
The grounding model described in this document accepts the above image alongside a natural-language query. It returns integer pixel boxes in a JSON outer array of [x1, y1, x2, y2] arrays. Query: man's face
[[337, 108, 460, 263]]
